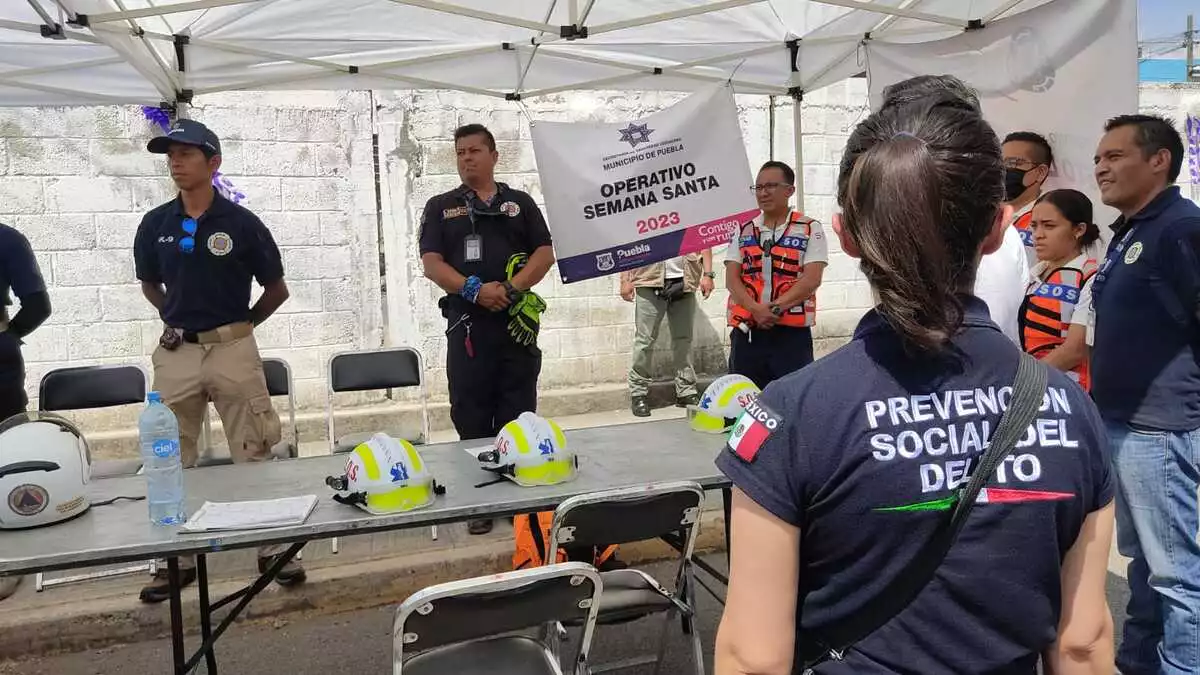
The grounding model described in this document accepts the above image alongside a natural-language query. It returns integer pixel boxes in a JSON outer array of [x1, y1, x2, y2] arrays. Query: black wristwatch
[[769, 303, 784, 317], [503, 281, 520, 300]]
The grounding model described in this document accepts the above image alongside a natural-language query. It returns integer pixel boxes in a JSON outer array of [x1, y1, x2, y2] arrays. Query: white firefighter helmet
[[688, 374, 761, 434], [0, 412, 92, 530], [474, 412, 577, 487], [325, 433, 443, 515]]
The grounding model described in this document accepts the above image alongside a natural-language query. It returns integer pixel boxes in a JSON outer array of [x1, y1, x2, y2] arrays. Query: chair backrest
[[39, 365, 147, 412], [393, 562, 602, 670], [329, 348, 422, 393], [261, 358, 291, 397], [548, 481, 706, 560]]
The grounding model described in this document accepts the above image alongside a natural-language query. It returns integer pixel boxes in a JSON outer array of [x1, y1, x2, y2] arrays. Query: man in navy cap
[[134, 119, 302, 603], [0, 221, 52, 602]]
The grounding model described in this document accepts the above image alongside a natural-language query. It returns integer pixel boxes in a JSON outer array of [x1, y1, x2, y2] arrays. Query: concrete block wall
[[2, 82, 1194, 435], [376, 82, 876, 401], [0, 91, 383, 420]]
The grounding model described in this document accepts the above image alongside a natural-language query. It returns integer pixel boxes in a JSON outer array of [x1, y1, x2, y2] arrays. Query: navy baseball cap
[[147, 119, 221, 156]]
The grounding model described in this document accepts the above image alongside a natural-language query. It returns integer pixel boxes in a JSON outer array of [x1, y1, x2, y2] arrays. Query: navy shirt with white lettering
[[134, 194, 283, 333], [1091, 186, 1200, 431], [716, 297, 1113, 674]]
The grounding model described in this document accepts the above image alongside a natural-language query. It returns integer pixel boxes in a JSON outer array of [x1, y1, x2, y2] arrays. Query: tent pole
[[792, 92, 804, 207]]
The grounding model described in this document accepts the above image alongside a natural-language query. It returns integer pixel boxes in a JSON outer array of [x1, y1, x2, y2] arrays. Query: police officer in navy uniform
[[419, 124, 555, 535], [714, 76, 1116, 674], [134, 119, 303, 603], [0, 222, 51, 602]]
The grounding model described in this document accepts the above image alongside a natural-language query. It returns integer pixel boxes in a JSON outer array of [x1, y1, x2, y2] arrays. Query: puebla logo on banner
[[531, 84, 758, 283]]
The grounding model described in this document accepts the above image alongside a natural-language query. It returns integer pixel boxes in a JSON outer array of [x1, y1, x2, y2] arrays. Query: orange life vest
[[512, 512, 618, 570], [1019, 259, 1097, 391], [1013, 209, 1034, 249], [727, 211, 817, 329]]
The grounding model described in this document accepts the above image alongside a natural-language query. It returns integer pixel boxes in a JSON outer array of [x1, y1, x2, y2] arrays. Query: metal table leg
[[722, 487, 732, 565], [196, 555, 217, 674], [167, 557, 187, 675], [182, 542, 305, 674]]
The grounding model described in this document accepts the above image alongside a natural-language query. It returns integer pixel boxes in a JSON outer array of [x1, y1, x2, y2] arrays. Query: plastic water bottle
[[139, 392, 186, 526]]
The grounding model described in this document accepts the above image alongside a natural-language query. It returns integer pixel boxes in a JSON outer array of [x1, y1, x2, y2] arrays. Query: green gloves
[[506, 253, 546, 346]]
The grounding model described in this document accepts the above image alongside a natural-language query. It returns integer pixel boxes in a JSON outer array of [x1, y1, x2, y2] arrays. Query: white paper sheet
[[180, 495, 319, 533]]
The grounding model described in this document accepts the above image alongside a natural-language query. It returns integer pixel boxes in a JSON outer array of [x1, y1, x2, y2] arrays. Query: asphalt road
[[0, 558, 1131, 675]]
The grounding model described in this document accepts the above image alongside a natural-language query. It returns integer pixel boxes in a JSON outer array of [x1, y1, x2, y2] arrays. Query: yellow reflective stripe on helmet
[[365, 484, 434, 513], [354, 444, 381, 481], [716, 381, 756, 409], [514, 459, 575, 485], [547, 420, 567, 449], [689, 411, 727, 433], [508, 421, 531, 454], [403, 441, 423, 473]]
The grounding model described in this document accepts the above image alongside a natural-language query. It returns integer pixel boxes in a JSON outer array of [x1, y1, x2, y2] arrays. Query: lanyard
[[758, 215, 796, 253], [1090, 221, 1138, 304]]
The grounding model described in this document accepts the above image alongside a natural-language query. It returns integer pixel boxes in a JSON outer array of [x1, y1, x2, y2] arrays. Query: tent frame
[[14, 0, 1003, 199]]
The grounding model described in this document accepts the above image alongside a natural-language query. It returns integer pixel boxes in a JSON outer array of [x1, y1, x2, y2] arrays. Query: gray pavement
[[0, 559, 1133, 675]]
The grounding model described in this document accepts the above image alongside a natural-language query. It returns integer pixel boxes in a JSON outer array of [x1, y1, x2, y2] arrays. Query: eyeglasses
[[750, 182, 789, 193], [180, 217, 197, 253], [1002, 158, 1042, 170]]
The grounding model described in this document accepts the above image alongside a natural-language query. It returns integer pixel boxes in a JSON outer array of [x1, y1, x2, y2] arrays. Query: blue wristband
[[461, 275, 482, 303]]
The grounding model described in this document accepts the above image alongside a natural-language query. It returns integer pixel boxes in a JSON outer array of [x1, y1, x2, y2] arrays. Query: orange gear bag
[[513, 511, 618, 569]]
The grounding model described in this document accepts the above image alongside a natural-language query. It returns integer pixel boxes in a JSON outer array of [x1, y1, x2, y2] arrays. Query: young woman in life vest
[[1018, 189, 1102, 391]]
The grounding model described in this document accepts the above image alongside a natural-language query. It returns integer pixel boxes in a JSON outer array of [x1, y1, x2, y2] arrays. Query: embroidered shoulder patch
[[726, 397, 783, 463]]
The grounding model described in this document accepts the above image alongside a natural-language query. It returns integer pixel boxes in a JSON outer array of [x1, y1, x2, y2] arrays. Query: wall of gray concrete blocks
[[2, 82, 1197, 429]]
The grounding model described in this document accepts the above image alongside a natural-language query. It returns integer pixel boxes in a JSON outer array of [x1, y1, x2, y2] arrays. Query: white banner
[[531, 84, 757, 283], [866, 0, 1138, 232]]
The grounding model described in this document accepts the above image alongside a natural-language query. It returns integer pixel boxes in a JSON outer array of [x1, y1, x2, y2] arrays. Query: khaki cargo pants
[[151, 322, 286, 567]]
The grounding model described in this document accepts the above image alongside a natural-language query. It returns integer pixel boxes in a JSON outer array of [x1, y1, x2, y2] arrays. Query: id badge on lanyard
[[464, 201, 483, 263]]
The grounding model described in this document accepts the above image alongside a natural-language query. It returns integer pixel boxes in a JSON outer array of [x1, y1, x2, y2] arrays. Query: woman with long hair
[[713, 75, 1115, 675], [1019, 189, 1102, 390]]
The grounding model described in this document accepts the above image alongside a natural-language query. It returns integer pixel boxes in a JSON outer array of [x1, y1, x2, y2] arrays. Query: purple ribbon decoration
[[1186, 114, 1200, 186], [140, 105, 247, 205]]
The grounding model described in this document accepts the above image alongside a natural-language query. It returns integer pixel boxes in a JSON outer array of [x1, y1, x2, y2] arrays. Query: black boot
[[676, 394, 700, 408], [631, 396, 650, 417]]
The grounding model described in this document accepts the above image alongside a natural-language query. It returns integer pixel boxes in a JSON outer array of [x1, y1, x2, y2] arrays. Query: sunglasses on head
[[180, 217, 197, 253]]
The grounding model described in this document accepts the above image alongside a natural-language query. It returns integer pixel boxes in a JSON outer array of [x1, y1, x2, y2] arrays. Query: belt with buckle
[[182, 322, 253, 345]]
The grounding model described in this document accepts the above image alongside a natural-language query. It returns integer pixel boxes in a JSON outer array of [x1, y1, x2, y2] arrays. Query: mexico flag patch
[[726, 398, 783, 463]]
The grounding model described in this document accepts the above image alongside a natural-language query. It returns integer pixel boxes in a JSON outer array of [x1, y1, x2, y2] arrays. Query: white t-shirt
[[663, 255, 686, 280], [1027, 252, 1096, 343], [724, 212, 829, 300], [974, 225, 1031, 344]]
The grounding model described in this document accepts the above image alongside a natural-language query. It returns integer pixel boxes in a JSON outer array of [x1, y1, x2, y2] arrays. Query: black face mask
[[1004, 168, 1030, 201]]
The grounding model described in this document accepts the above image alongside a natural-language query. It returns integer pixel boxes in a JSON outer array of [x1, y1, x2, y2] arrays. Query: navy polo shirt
[[134, 194, 283, 333], [1090, 186, 1200, 430], [0, 224, 45, 310], [418, 183, 552, 317], [0, 223, 45, 380], [717, 297, 1112, 674]]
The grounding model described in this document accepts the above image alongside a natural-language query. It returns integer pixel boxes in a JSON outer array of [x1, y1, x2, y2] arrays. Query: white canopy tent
[[5, 0, 1062, 196]]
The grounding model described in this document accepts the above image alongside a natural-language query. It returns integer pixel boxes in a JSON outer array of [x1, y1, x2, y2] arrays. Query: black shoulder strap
[[802, 352, 1049, 668]]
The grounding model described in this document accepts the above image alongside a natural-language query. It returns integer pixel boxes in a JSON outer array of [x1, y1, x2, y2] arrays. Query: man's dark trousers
[[446, 310, 542, 441]]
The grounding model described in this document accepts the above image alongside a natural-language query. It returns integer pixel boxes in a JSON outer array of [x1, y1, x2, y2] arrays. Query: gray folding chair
[[326, 346, 429, 453], [327, 347, 432, 551], [393, 562, 603, 675], [546, 481, 706, 675], [198, 357, 298, 466], [36, 364, 153, 591]]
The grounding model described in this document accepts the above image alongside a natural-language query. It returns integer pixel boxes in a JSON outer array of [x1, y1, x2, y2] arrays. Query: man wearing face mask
[[1002, 131, 1054, 262]]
